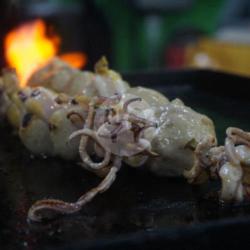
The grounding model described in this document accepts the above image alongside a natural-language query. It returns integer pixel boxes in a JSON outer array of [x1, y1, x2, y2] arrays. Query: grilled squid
[[1, 57, 248, 222], [27, 56, 129, 97]]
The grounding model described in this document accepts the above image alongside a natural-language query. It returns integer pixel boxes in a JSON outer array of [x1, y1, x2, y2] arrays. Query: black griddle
[[1, 69, 250, 250]]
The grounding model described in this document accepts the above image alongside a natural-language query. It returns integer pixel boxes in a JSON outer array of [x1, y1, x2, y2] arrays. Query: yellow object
[[25, 99, 45, 119], [185, 38, 250, 76], [6, 103, 21, 128]]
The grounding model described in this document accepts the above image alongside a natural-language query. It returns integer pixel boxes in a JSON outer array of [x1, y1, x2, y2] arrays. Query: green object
[[96, 0, 225, 71]]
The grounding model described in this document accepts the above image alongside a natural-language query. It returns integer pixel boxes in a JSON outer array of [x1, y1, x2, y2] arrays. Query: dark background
[[1, 0, 250, 74]]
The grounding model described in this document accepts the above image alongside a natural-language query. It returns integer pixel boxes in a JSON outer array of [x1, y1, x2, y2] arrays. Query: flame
[[4, 19, 87, 87], [59, 52, 87, 69]]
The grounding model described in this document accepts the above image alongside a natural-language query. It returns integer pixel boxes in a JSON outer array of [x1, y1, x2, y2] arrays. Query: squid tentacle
[[183, 136, 216, 184], [27, 157, 121, 222], [69, 128, 111, 170], [128, 113, 157, 128], [69, 102, 112, 170], [227, 127, 250, 147], [225, 137, 240, 166], [123, 97, 142, 112]]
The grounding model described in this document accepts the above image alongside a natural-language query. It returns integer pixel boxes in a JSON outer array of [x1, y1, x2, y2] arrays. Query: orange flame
[[4, 19, 87, 87], [59, 52, 87, 69]]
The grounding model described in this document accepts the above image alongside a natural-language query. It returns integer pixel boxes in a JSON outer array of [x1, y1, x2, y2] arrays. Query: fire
[[4, 19, 87, 87], [59, 52, 87, 69]]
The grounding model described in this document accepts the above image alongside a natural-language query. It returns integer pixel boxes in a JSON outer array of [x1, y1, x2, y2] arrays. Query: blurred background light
[[0, 0, 250, 76]]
